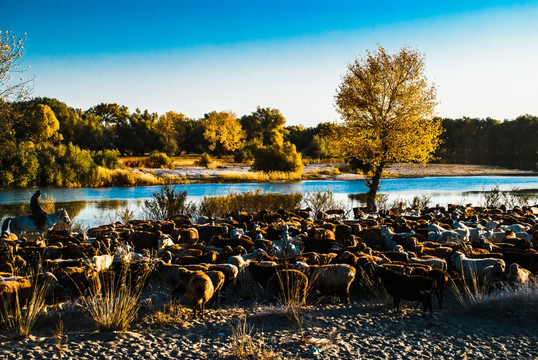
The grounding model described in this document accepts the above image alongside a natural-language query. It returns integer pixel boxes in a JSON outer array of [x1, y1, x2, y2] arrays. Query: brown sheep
[[204, 270, 226, 307], [56, 266, 100, 298], [175, 269, 214, 319], [293, 262, 356, 304], [266, 269, 309, 305]]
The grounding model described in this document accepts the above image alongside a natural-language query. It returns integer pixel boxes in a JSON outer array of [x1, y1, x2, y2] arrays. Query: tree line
[[0, 96, 535, 188]]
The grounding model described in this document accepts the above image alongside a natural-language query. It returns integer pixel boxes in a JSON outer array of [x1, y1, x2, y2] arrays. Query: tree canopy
[[332, 45, 442, 211], [203, 111, 245, 157]]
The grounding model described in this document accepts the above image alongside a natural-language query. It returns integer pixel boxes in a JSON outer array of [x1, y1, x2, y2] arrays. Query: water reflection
[[1, 177, 536, 229]]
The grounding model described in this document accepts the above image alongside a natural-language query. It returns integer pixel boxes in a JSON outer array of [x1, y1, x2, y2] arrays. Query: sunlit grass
[[218, 170, 303, 182], [198, 190, 302, 218], [0, 276, 51, 339], [225, 315, 289, 360], [80, 265, 148, 332], [91, 167, 173, 187]]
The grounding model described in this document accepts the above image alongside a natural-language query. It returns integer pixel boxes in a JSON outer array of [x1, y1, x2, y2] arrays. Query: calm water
[[1, 176, 537, 229]]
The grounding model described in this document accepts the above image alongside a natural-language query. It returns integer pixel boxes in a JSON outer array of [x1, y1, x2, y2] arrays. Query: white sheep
[[380, 225, 414, 251], [451, 251, 505, 281]]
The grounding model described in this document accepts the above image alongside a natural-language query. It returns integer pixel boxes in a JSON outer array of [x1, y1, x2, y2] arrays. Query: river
[[1, 176, 537, 229]]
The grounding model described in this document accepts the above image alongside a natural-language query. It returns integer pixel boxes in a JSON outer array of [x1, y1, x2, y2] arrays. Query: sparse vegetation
[[143, 185, 196, 220], [303, 189, 343, 215], [79, 266, 147, 332], [198, 190, 302, 218], [226, 315, 287, 360], [0, 275, 51, 338], [196, 152, 213, 168]]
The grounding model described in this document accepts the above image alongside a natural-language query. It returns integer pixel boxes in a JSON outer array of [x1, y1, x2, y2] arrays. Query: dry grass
[[140, 303, 187, 328], [450, 271, 538, 314], [0, 276, 51, 339], [54, 314, 67, 360], [198, 190, 303, 218], [225, 315, 289, 360], [92, 167, 168, 187], [218, 170, 303, 182], [79, 266, 148, 332]]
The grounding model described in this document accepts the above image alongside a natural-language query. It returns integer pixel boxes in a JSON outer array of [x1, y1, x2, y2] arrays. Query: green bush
[[252, 141, 303, 173], [196, 152, 212, 168], [305, 135, 333, 159], [145, 151, 174, 169], [36, 143, 97, 187], [233, 148, 253, 163], [0, 142, 38, 187], [93, 149, 120, 169]]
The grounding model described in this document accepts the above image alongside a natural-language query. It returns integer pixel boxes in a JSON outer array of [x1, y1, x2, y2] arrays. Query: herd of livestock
[[1, 203, 538, 320]]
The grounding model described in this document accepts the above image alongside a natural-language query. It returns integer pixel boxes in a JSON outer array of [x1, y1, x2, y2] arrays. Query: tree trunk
[[366, 162, 385, 213]]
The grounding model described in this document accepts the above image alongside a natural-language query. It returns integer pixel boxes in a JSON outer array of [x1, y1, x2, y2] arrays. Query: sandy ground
[[1, 290, 537, 360], [150, 163, 537, 181]]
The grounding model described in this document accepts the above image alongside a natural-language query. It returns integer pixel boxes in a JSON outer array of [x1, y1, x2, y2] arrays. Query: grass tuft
[[79, 265, 147, 332], [226, 315, 288, 360], [0, 275, 51, 338]]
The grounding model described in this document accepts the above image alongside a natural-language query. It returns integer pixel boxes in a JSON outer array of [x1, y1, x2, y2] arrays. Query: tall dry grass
[[218, 170, 303, 182], [450, 270, 538, 314], [92, 167, 171, 187], [79, 265, 148, 331], [0, 276, 51, 338], [198, 190, 303, 219], [227, 315, 288, 360]]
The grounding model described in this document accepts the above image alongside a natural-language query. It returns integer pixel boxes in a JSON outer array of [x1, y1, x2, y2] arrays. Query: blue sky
[[4, 0, 538, 126]]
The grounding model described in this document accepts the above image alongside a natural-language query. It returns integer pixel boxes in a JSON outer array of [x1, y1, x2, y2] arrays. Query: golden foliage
[[332, 45, 442, 169], [203, 111, 245, 155]]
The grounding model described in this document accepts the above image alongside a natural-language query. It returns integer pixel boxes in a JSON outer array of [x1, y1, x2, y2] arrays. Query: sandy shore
[[2, 291, 537, 360], [149, 163, 537, 181]]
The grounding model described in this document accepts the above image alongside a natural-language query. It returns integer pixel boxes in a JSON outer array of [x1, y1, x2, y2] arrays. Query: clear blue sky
[[4, 0, 538, 126]]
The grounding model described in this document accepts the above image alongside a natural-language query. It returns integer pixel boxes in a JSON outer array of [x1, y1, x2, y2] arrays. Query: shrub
[[35, 143, 97, 187], [146, 151, 174, 169], [198, 190, 302, 218], [93, 149, 120, 169], [305, 135, 333, 159], [196, 152, 212, 168], [143, 185, 195, 220], [0, 142, 39, 187], [253, 142, 303, 173], [303, 189, 343, 215], [233, 148, 253, 163], [411, 194, 431, 209]]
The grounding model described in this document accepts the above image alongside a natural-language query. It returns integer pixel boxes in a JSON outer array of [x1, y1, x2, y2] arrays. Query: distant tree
[[182, 119, 208, 154], [30, 97, 81, 144], [285, 124, 314, 153], [305, 134, 333, 159], [332, 45, 441, 212], [13, 103, 60, 143], [154, 111, 190, 155], [253, 141, 303, 173], [203, 111, 245, 157], [240, 106, 287, 147]]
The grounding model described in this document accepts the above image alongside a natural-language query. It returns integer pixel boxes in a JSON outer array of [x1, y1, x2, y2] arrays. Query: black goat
[[375, 266, 436, 316]]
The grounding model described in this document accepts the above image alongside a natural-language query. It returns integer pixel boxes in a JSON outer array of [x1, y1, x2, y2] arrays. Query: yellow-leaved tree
[[333, 45, 442, 212], [203, 111, 245, 157]]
